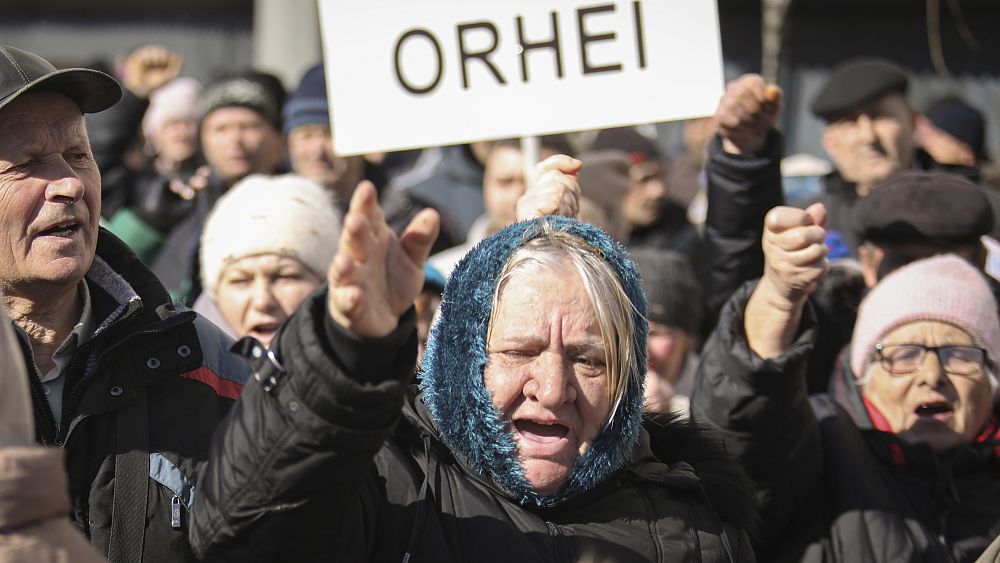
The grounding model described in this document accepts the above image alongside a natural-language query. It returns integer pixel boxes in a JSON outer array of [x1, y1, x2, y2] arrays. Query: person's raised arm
[[704, 75, 786, 330], [328, 180, 439, 337], [191, 182, 439, 561], [692, 202, 828, 555]]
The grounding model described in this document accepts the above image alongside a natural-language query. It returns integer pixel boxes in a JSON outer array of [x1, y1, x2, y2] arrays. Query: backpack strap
[[108, 385, 149, 563]]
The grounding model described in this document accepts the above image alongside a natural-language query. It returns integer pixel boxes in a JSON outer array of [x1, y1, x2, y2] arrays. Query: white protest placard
[[318, 0, 724, 155]]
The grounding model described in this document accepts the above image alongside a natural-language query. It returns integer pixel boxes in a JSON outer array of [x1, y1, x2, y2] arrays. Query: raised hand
[[759, 203, 829, 308], [715, 74, 782, 155], [327, 181, 440, 338], [121, 45, 184, 98], [745, 203, 829, 358], [515, 154, 583, 221]]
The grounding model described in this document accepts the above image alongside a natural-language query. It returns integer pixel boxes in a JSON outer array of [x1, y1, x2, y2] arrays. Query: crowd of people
[[0, 39, 999, 563]]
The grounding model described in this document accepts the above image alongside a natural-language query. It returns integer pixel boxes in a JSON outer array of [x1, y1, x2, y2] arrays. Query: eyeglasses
[[874, 343, 987, 376]]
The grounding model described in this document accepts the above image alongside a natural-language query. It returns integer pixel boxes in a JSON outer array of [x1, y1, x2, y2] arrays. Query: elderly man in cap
[[0, 45, 251, 562], [107, 71, 287, 299]]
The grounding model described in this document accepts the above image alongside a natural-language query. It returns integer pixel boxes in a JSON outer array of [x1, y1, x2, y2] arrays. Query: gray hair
[[486, 227, 639, 412]]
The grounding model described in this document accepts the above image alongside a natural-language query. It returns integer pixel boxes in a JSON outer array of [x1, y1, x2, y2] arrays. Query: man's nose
[[44, 160, 86, 204], [524, 353, 577, 408], [856, 114, 877, 144]]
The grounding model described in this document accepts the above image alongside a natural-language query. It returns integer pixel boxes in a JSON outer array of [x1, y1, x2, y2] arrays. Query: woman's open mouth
[[914, 401, 954, 422], [514, 419, 569, 443]]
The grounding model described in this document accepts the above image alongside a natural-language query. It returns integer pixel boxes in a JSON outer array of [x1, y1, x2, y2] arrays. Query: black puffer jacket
[[191, 292, 756, 562], [692, 281, 1000, 562], [192, 217, 756, 562], [10, 229, 252, 562]]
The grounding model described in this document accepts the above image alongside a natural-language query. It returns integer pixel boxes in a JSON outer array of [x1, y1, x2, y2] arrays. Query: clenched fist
[[715, 74, 782, 155], [759, 203, 830, 308], [516, 154, 583, 221]]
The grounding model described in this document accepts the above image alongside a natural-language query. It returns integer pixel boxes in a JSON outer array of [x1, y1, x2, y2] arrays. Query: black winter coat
[[692, 281, 1000, 562], [11, 229, 252, 562], [191, 291, 757, 562]]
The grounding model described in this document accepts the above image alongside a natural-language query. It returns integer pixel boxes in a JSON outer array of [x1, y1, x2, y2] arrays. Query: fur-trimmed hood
[[418, 216, 647, 507]]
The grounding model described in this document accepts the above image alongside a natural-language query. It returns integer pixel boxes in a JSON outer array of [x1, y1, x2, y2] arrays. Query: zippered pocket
[[149, 452, 196, 530]]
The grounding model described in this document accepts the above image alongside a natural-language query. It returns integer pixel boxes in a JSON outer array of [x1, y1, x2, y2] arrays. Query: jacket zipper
[[26, 355, 60, 444], [545, 521, 568, 561]]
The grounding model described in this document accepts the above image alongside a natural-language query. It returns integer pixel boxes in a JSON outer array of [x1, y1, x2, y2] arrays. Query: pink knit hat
[[850, 254, 1000, 380], [142, 77, 201, 147]]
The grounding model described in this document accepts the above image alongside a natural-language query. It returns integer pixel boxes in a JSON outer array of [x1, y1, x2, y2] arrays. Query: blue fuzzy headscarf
[[419, 216, 648, 507]]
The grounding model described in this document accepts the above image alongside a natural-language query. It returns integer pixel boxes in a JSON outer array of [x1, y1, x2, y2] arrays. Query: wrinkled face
[[215, 254, 323, 347], [861, 320, 994, 452], [622, 160, 667, 227], [287, 123, 364, 203], [646, 322, 690, 386], [822, 93, 915, 191], [0, 93, 101, 297], [483, 146, 527, 231], [484, 263, 611, 495], [200, 107, 284, 185], [155, 117, 198, 164]]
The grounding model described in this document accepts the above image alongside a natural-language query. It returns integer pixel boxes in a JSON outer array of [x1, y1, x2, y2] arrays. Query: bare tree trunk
[[761, 0, 793, 84]]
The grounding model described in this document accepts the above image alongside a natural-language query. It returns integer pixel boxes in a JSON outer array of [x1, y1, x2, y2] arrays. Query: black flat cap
[[812, 58, 908, 121], [852, 171, 993, 245], [0, 45, 121, 114]]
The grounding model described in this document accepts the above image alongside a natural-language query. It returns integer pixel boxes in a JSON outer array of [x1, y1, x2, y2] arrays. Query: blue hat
[[282, 63, 328, 135]]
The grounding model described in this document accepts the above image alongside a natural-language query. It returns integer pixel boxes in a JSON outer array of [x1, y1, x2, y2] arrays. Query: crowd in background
[[2, 38, 1000, 563]]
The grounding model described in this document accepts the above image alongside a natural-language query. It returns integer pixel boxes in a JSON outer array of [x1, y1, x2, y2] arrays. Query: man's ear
[[857, 243, 880, 288]]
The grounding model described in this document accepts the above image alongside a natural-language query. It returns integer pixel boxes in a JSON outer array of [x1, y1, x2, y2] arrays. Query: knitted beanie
[[142, 77, 201, 146], [199, 73, 284, 129], [628, 248, 703, 336], [850, 254, 1000, 379], [282, 63, 328, 135], [199, 174, 340, 295]]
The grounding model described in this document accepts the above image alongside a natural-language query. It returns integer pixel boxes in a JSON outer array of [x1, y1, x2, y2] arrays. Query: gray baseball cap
[[0, 45, 121, 113]]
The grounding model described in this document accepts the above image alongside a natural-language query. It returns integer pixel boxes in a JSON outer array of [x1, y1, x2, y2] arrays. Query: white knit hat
[[200, 174, 341, 295], [850, 254, 1000, 380]]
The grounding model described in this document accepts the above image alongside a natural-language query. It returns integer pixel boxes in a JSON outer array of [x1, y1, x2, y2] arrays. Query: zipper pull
[[171, 495, 182, 529]]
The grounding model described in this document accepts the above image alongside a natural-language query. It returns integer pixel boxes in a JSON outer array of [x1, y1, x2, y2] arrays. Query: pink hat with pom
[[850, 254, 1000, 380]]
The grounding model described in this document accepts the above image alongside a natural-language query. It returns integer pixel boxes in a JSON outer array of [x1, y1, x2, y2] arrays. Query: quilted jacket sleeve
[[690, 280, 823, 552], [703, 130, 784, 333]]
